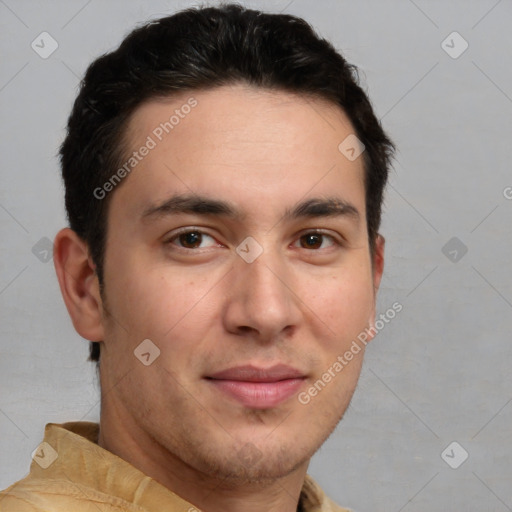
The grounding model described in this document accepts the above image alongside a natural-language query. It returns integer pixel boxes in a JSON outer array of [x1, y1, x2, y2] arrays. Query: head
[[55, 3, 393, 486]]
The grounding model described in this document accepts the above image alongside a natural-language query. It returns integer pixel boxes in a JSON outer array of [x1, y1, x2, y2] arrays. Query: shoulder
[[323, 494, 357, 512], [302, 474, 354, 512], [0, 477, 145, 512]]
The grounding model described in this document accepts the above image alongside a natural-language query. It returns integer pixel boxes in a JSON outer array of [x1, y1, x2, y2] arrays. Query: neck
[[98, 403, 309, 512]]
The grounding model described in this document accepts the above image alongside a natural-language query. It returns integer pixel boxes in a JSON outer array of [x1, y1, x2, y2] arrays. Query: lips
[[206, 364, 306, 409]]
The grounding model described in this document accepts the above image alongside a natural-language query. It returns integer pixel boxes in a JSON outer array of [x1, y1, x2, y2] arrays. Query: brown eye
[[178, 231, 203, 248], [166, 229, 219, 251], [295, 232, 338, 250], [300, 233, 324, 249], [164, 227, 222, 256]]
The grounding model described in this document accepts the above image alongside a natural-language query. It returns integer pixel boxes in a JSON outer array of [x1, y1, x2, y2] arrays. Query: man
[[0, 4, 394, 511]]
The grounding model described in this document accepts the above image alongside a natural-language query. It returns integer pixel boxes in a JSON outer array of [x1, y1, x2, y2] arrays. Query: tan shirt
[[0, 422, 351, 512]]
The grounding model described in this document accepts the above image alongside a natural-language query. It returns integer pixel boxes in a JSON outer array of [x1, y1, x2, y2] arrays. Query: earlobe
[[53, 228, 105, 342]]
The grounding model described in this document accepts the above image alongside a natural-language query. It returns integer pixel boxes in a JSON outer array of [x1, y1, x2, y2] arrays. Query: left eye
[[169, 230, 218, 249], [295, 232, 336, 250]]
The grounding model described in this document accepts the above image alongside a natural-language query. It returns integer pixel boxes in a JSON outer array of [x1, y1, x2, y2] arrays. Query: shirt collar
[[32, 421, 340, 512]]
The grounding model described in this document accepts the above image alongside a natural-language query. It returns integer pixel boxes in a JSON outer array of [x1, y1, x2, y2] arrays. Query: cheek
[[302, 265, 374, 341], [104, 260, 222, 352]]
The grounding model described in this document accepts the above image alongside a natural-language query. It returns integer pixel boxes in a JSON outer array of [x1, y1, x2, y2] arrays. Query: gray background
[[1, 0, 511, 510]]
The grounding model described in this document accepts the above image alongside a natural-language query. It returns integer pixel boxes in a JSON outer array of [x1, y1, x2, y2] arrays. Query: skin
[[54, 84, 384, 512]]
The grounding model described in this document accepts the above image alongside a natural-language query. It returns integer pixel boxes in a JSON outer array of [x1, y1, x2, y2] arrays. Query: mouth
[[205, 364, 307, 409]]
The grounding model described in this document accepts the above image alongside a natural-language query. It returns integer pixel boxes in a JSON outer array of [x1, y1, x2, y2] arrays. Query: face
[[98, 85, 383, 483]]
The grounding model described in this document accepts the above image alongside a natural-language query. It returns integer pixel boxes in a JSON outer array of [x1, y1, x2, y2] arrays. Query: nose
[[222, 247, 302, 342]]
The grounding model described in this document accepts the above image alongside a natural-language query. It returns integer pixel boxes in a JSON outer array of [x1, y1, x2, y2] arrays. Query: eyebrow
[[283, 197, 360, 223], [141, 194, 360, 224], [141, 194, 241, 220]]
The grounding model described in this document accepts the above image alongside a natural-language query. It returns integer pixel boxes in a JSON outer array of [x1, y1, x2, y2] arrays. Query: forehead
[[127, 84, 357, 158], [114, 84, 366, 223]]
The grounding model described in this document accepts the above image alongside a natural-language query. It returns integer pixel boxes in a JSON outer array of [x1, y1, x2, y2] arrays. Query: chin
[[196, 438, 314, 486]]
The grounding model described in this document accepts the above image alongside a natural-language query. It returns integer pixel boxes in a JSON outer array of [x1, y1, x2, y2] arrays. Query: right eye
[[166, 230, 219, 250]]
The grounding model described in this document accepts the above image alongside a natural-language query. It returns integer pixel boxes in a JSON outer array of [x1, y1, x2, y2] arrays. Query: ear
[[53, 228, 105, 342], [372, 234, 385, 294], [367, 234, 385, 340]]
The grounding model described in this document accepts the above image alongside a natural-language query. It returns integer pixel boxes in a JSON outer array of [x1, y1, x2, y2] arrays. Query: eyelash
[[165, 228, 343, 251], [166, 229, 219, 250]]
